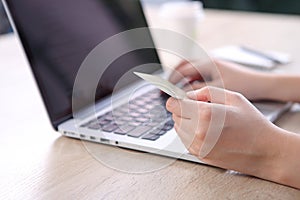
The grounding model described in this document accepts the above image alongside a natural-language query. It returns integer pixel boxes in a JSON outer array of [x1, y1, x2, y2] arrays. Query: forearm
[[269, 128, 300, 189], [252, 125, 300, 189], [255, 74, 300, 102]]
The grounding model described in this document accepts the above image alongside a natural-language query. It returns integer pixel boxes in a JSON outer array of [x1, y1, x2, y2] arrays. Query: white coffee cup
[[158, 1, 205, 70]]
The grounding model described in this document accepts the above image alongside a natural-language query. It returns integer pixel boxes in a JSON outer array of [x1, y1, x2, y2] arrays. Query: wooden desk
[[0, 9, 300, 199]]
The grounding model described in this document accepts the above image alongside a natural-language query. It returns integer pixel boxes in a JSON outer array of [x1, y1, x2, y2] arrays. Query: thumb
[[186, 86, 227, 105]]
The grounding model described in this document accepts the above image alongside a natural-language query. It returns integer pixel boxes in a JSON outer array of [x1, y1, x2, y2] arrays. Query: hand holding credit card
[[134, 72, 187, 99]]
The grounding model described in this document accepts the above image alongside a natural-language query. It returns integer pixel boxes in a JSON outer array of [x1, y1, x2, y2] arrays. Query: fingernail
[[167, 98, 178, 108]]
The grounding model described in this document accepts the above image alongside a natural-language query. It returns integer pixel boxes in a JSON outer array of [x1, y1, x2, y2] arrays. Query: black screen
[[5, 0, 161, 129]]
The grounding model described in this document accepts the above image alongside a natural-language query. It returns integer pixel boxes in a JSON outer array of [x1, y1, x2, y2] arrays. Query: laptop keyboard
[[80, 89, 174, 141]]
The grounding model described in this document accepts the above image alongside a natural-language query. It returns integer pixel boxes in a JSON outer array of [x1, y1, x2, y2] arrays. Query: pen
[[240, 46, 283, 64]]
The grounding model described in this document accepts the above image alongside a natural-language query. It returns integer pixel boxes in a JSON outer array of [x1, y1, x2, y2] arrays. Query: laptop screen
[[5, 0, 161, 129]]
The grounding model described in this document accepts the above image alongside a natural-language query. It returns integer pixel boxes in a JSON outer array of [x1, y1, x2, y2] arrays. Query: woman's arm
[[275, 129, 300, 188], [169, 59, 300, 102], [255, 74, 300, 102], [166, 86, 300, 189]]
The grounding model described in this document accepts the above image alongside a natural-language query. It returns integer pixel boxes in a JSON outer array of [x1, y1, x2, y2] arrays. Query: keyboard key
[[145, 104, 155, 110], [98, 119, 111, 126], [127, 126, 152, 138], [149, 129, 162, 135], [129, 121, 142, 127], [132, 99, 145, 106], [136, 117, 149, 123], [129, 104, 139, 110], [119, 116, 133, 122], [97, 115, 104, 120], [87, 118, 99, 124], [146, 121, 161, 127], [142, 134, 160, 141], [167, 120, 174, 125], [115, 107, 128, 114], [149, 128, 167, 136], [144, 98, 156, 104], [114, 125, 135, 135], [162, 124, 173, 131], [152, 116, 165, 122], [149, 112, 165, 119], [148, 109, 163, 115], [155, 130, 167, 136], [114, 120, 126, 126], [148, 92, 161, 99], [87, 123, 102, 130], [137, 108, 148, 114], [102, 123, 118, 132], [104, 114, 115, 121], [111, 111, 124, 117], [129, 112, 140, 118], [135, 96, 145, 101]]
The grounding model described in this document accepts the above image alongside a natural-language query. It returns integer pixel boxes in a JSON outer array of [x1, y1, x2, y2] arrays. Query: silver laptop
[[3, 0, 292, 164]]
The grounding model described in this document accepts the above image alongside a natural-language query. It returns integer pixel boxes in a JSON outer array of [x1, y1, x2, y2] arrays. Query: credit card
[[134, 72, 187, 99]]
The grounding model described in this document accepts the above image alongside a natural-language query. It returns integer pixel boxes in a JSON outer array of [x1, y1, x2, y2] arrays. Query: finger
[[175, 105, 227, 158], [166, 97, 209, 119], [174, 122, 205, 154], [187, 86, 228, 105], [169, 62, 201, 84], [182, 81, 216, 92], [191, 81, 218, 90], [174, 123, 194, 150], [169, 60, 190, 79], [169, 60, 215, 85], [172, 114, 192, 132], [175, 60, 190, 71], [182, 83, 195, 92]]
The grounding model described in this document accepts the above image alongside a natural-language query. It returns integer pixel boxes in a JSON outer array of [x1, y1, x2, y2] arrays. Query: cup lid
[[159, 1, 205, 19]]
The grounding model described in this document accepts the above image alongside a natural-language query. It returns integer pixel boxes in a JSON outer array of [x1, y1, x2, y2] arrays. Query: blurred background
[[143, 0, 300, 15], [0, 0, 300, 35]]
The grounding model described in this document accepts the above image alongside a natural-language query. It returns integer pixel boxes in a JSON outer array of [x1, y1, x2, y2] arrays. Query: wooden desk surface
[[0, 9, 300, 199]]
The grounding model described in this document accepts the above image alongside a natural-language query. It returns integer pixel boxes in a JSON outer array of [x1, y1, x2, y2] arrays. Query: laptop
[[3, 0, 292, 164]]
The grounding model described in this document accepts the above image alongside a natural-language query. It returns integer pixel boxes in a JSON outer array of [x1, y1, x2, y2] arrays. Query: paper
[[211, 45, 291, 70], [134, 72, 187, 99]]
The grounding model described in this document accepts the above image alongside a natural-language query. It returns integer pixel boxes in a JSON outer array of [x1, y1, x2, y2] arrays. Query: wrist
[[249, 73, 277, 100], [256, 126, 300, 189], [273, 130, 300, 189], [259, 125, 288, 183], [253, 73, 300, 102], [241, 123, 288, 185]]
